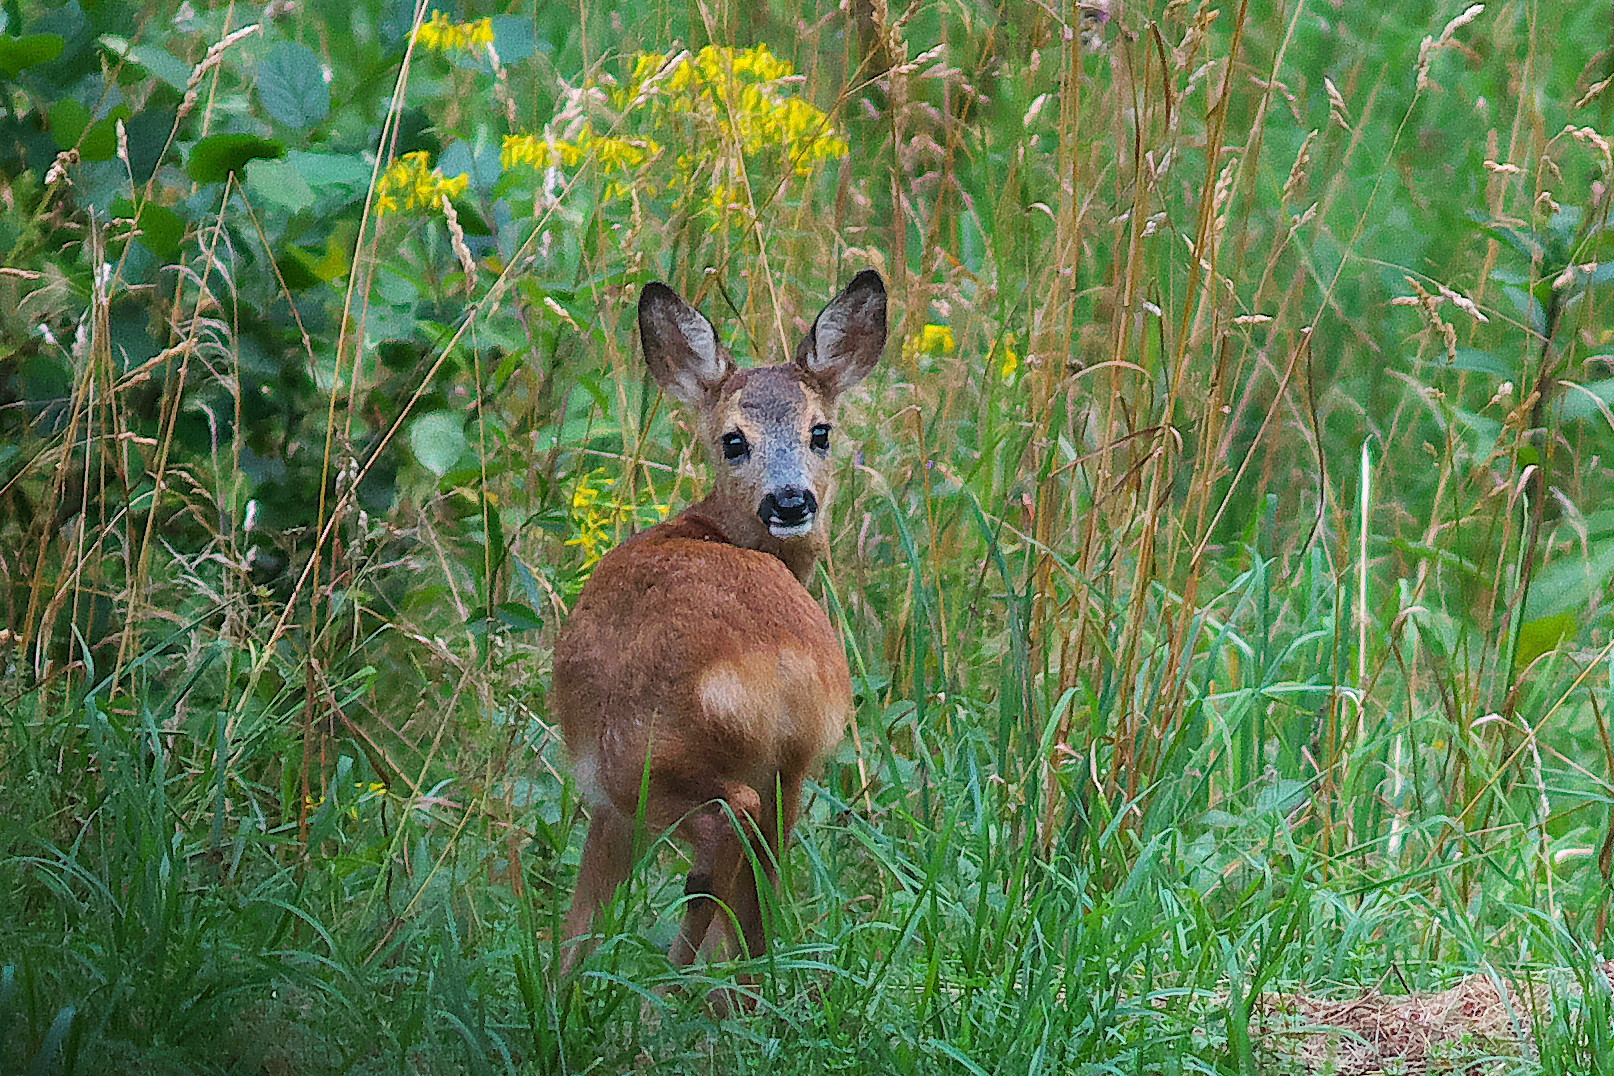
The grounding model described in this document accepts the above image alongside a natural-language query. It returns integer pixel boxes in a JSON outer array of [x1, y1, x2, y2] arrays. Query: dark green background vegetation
[[2, 0, 1614, 1071]]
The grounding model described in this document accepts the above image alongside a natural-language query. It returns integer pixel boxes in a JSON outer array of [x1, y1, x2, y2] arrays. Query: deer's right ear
[[639, 282, 733, 405]]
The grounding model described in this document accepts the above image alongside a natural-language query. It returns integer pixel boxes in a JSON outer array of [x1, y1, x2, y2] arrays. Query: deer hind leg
[[699, 766, 805, 962], [559, 805, 635, 973], [669, 782, 763, 967]]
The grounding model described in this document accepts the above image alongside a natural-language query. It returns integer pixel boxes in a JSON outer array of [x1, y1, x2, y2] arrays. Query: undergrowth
[[2, 0, 1614, 1072]]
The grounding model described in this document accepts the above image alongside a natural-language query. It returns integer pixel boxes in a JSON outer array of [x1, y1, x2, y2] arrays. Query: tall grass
[[2, 0, 1613, 1071]]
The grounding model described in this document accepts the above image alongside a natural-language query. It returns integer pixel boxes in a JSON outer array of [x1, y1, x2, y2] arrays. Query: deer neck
[[682, 491, 825, 585]]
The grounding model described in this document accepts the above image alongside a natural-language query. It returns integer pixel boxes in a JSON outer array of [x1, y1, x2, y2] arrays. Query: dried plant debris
[[1255, 969, 1606, 1074]]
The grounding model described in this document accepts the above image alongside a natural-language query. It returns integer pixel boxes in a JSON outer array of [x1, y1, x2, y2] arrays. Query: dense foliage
[[2, 0, 1613, 1071]]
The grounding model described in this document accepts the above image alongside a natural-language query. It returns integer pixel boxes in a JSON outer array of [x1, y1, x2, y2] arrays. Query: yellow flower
[[566, 470, 616, 567], [631, 52, 668, 85], [500, 134, 542, 170], [415, 10, 495, 52], [704, 182, 750, 229], [583, 130, 659, 170], [731, 43, 790, 82], [996, 334, 1020, 382], [517, 43, 849, 213], [376, 151, 471, 215], [617, 45, 847, 170], [565, 470, 673, 569], [906, 323, 956, 358]]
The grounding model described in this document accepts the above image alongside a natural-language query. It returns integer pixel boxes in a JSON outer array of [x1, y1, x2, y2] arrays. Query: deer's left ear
[[793, 270, 887, 398]]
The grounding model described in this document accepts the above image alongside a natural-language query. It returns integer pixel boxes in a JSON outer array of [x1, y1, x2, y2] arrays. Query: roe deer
[[553, 270, 887, 981]]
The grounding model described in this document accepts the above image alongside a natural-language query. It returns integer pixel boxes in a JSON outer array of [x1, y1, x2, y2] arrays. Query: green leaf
[[285, 150, 370, 198], [375, 268, 418, 305], [1524, 539, 1614, 620], [1556, 377, 1614, 424], [1256, 778, 1309, 815], [493, 602, 543, 632], [0, 33, 64, 76], [125, 42, 191, 89], [409, 412, 467, 477], [111, 197, 183, 260], [187, 133, 285, 183], [1452, 348, 1514, 378], [59, 104, 130, 162], [256, 41, 329, 129], [49, 98, 88, 146], [1453, 409, 1502, 461], [277, 221, 356, 287], [511, 555, 544, 612], [245, 156, 315, 213], [490, 16, 536, 62], [1515, 612, 1576, 670]]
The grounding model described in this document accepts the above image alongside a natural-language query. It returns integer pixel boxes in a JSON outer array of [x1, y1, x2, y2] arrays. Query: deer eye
[[810, 423, 831, 452], [721, 431, 750, 462]]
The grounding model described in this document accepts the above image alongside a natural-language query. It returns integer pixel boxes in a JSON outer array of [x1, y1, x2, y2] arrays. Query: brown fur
[[553, 272, 887, 980]]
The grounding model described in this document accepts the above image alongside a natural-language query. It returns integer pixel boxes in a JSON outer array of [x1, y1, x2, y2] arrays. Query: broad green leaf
[[409, 412, 467, 477], [493, 602, 542, 632], [187, 133, 285, 183], [490, 16, 536, 62], [1452, 348, 1513, 378], [366, 303, 417, 343], [1515, 612, 1576, 670], [1453, 409, 1501, 461], [102, 35, 190, 88], [245, 156, 315, 212], [59, 104, 130, 162], [277, 221, 356, 287], [0, 33, 64, 76], [256, 41, 329, 129], [111, 197, 184, 260], [125, 42, 191, 89], [1524, 539, 1614, 620], [1556, 377, 1614, 424], [1255, 778, 1309, 815], [49, 98, 89, 146], [285, 150, 370, 198], [375, 268, 418, 305], [1502, 285, 1545, 334]]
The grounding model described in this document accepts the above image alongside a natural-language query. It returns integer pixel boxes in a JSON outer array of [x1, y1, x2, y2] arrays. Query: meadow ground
[[2, 0, 1614, 1072]]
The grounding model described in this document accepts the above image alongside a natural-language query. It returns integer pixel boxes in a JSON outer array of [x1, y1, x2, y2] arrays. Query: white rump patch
[[698, 664, 748, 721]]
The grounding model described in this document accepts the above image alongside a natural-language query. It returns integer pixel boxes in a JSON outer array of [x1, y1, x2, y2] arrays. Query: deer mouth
[[758, 487, 817, 539], [766, 519, 814, 539]]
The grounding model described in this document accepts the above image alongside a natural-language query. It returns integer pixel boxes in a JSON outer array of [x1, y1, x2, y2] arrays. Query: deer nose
[[759, 486, 817, 528]]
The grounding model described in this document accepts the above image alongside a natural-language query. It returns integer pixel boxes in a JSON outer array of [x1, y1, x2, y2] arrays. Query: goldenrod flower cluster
[[414, 10, 494, 53], [996, 334, 1020, 382], [376, 151, 470, 215], [566, 470, 615, 566], [627, 45, 849, 175], [566, 469, 671, 569], [501, 128, 661, 197], [497, 44, 847, 227], [906, 323, 956, 359]]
